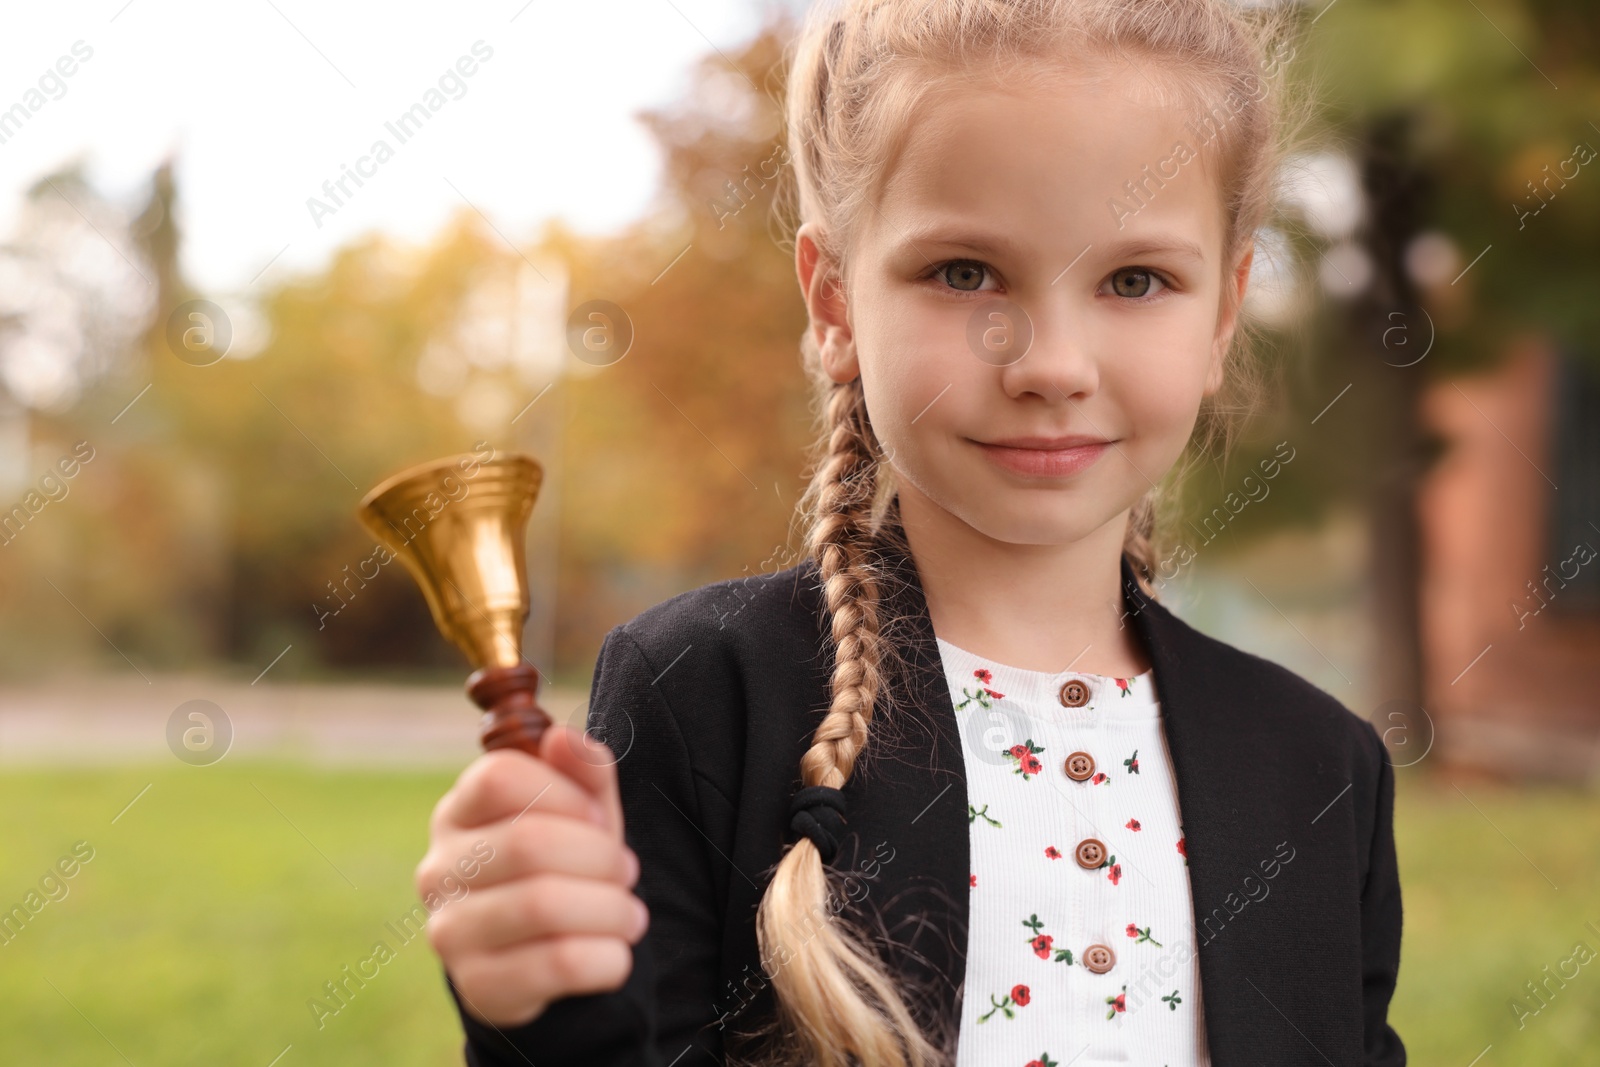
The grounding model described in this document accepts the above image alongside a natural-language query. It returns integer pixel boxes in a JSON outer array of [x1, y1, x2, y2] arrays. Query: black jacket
[[446, 542, 1405, 1065]]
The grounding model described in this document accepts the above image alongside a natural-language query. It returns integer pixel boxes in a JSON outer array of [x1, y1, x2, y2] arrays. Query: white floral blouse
[[938, 636, 1212, 1067]]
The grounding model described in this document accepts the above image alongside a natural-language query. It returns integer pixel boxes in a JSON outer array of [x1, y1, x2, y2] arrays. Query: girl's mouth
[[972, 437, 1113, 477]]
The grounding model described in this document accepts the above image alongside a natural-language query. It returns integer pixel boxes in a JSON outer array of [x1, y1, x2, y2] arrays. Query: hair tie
[[788, 784, 849, 865]]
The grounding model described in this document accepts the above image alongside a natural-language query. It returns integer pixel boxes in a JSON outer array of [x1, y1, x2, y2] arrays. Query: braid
[[748, 376, 946, 1067], [800, 380, 884, 790]]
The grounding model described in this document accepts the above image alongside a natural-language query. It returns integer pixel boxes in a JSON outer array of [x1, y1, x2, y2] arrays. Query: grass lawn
[[0, 763, 1595, 1064], [1388, 774, 1600, 1062], [0, 763, 462, 1066]]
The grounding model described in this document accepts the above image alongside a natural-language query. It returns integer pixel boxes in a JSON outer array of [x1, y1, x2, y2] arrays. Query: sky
[[0, 0, 797, 296]]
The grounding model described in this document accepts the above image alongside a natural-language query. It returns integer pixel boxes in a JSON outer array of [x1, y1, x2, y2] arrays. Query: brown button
[[1058, 678, 1091, 707], [1063, 751, 1096, 781], [1074, 838, 1107, 869], [1082, 943, 1116, 974]]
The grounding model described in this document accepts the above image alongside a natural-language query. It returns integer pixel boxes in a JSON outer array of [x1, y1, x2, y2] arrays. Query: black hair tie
[[788, 784, 849, 865]]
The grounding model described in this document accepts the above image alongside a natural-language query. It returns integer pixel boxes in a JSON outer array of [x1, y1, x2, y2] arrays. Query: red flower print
[[956, 670, 1004, 710], [1127, 923, 1163, 946], [1044, 845, 1062, 860], [1021, 913, 1075, 963], [1026, 1057, 1060, 1067], [1123, 749, 1140, 774], [1104, 985, 1127, 1019], [1004, 739, 1046, 780], [1125, 818, 1141, 831], [1091, 772, 1108, 785], [977, 987, 1029, 1022], [970, 873, 978, 886], [1116, 677, 1131, 696], [1177, 837, 1187, 858], [1107, 863, 1122, 886]]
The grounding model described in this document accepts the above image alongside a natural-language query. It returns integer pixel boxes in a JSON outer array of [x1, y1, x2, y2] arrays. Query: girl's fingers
[[447, 934, 636, 1029], [427, 873, 649, 957], [432, 746, 606, 834], [421, 729, 643, 1031], [418, 814, 637, 896]]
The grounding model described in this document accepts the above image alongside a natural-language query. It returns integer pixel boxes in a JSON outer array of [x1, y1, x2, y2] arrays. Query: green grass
[[1389, 774, 1600, 1062], [0, 764, 1595, 1064], [0, 763, 461, 1066]]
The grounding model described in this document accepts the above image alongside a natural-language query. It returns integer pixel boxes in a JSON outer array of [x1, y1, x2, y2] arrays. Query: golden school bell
[[356, 451, 552, 755]]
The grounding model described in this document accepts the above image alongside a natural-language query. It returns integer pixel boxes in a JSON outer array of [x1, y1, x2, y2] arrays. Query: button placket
[[938, 639, 1193, 1058], [1081, 716, 1150, 1005], [1060, 673, 1117, 1019], [1091, 681, 1126, 999], [1045, 709, 1093, 1035]]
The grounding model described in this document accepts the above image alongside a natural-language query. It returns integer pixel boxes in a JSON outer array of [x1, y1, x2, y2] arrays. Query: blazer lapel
[[1118, 554, 1293, 1062]]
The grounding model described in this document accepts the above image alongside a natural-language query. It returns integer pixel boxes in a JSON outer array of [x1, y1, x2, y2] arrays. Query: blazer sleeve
[[1359, 718, 1406, 1066], [442, 625, 728, 1066]]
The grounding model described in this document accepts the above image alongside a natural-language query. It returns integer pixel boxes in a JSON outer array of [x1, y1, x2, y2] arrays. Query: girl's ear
[[1205, 243, 1255, 396], [796, 222, 859, 383]]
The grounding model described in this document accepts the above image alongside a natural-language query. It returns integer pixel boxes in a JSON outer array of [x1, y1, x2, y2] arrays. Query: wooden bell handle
[[466, 663, 552, 756]]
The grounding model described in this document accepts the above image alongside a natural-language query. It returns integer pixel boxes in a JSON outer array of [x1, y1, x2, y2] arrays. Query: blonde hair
[[746, 2, 1312, 1064]]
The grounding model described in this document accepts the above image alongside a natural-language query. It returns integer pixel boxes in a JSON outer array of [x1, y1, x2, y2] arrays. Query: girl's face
[[797, 66, 1253, 546]]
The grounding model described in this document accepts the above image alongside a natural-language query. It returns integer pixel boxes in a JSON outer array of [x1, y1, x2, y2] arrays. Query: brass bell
[[357, 451, 552, 754]]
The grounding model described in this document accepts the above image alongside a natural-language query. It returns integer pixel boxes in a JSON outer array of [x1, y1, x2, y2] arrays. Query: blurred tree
[[1288, 0, 1600, 708], [550, 21, 817, 669], [3, 15, 819, 680], [0, 164, 158, 674], [5, 208, 548, 677], [0, 162, 155, 418]]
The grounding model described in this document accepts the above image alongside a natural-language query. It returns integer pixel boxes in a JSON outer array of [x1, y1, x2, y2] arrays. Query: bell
[[357, 451, 552, 754]]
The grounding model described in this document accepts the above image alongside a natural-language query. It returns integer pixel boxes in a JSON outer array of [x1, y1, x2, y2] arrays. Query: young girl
[[415, 1, 1405, 1065]]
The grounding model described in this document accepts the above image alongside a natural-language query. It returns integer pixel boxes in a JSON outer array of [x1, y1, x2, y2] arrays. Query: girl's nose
[[983, 298, 1100, 402]]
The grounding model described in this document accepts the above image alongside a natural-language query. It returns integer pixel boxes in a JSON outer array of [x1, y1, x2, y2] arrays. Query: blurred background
[[1, 0, 1597, 1063]]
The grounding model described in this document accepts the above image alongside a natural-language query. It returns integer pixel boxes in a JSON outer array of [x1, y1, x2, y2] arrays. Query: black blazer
[[446, 542, 1405, 1066]]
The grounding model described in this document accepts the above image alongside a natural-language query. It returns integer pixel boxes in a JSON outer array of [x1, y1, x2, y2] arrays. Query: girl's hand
[[415, 723, 647, 1028]]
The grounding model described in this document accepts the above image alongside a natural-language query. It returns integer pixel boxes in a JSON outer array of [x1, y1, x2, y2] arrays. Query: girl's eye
[[932, 259, 996, 293], [1106, 267, 1168, 301]]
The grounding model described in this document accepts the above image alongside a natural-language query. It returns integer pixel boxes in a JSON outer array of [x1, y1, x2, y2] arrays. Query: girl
[[415, 1, 1405, 1065]]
